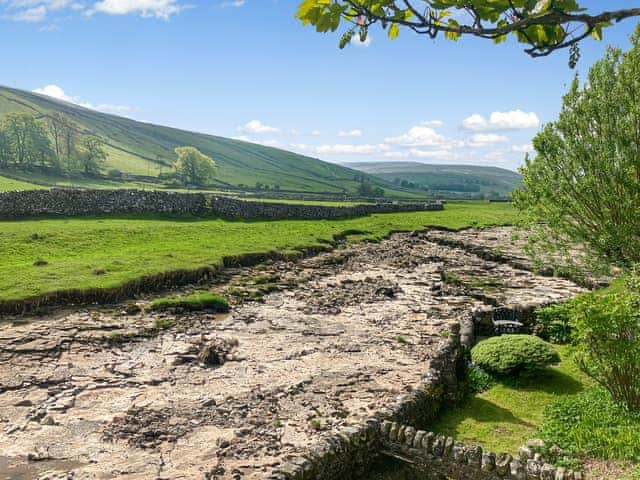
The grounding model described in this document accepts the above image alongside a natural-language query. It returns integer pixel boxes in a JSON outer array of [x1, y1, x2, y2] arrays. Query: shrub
[[467, 365, 495, 394], [150, 292, 230, 312], [534, 302, 573, 344], [471, 335, 560, 376], [541, 387, 640, 462], [571, 282, 640, 412]]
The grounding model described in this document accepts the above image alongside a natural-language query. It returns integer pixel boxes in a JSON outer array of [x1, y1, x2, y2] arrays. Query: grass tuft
[[150, 291, 230, 312]]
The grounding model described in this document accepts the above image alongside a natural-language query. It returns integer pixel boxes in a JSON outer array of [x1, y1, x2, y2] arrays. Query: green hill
[[0, 86, 421, 198], [345, 161, 522, 199]]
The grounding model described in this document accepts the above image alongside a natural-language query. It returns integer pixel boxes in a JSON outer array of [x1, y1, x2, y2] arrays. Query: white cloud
[[33, 84, 75, 101], [339, 129, 362, 138], [219, 0, 244, 6], [32, 84, 132, 115], [512, 143, 534, 153], [462, 110, 540, 131], [291, 143, 390, 155], [8, 5, 46, 21], [310, 130, 321, 136], [351, 34, 372, 47], [237, 120, 280, 134], [385, 125, 446, 147], [382, 148, 462, 161], [420, 120, 444, 127], [468, 133, 509, 146], [89, 0, 184, 19]]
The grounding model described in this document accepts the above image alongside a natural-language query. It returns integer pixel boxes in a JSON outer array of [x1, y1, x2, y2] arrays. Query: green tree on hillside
[[515, 26, 640, 269], [0, 129, 10, 168], [47, 113, 77, 170], [1, 113, 53, 168], [79, 136, 107, 175], [173, 146, 217, 187], [297, 1, 640, 64]]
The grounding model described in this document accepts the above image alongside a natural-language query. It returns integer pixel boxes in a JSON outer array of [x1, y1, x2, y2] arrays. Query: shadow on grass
[[451, 397, 537, 428], [500, 367, 585, 396]]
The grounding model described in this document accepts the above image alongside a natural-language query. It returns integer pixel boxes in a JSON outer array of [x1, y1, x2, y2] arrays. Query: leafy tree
[[1, 113, 53, 168], [47, 112, 77, 170], [0, 129, 11, 169], [173, 146, 217, 187], [296, 1, 640, 64], [357, 180, 384, 197], [514, 26, 640, 269], [79, 136, 107, 175]]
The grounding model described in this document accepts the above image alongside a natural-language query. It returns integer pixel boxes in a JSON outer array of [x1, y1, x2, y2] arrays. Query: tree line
[[0, 112, 107, 175]]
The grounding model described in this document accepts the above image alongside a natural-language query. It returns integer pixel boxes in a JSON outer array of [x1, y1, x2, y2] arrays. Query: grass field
[[0, 175, 43, 192], [431, 346, 590, 454], [0, 202, 516, 304]]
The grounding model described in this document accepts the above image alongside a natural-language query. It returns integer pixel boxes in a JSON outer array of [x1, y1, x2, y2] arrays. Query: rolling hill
[[346, 161, 522, 199], [0, 86, 421, 197]]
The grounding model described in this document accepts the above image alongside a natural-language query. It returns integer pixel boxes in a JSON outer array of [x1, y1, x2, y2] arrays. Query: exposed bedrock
[[0, 227, 585, 480]]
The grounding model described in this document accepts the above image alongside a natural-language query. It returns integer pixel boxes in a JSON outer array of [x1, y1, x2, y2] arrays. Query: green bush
[[534, 302, 573, 344], [541, 387, 640, 462], [571, 281, 640, 412], [467, 365, 495, 394], [150, 292, 230, 312], [471, 335, 560, 376]]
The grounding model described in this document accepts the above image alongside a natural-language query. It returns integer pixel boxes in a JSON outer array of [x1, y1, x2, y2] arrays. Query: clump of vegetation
[[154, 318, 177, 330], [252, 274, 279, 285], [33, 259, 48, 267], [471, 335, 560, 377], [467, 365, 495, 394], [571, 281, 640, 412], [150, 292, 230, 312], [0, 112, 107, 177], [171, 146, 217, 187], [534, 302, 574, 344], [515, 26, 640, 270], [541, 387, 640, 462]]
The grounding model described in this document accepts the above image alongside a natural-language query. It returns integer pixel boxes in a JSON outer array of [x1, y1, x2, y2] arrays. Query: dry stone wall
[[0, 188, 443, 220]]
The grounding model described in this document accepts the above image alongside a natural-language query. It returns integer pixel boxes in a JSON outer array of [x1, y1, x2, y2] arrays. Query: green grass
[[0, 175, 43, 191], [0, 202, 515, 304], [150, 291, 230, 312], [431, 345, 591, 454], [541, 387, 640, 463]]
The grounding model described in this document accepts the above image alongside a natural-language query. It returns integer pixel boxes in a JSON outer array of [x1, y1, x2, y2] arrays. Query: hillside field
[[0, 86, 422, 198], [0, 201, 516, 305]]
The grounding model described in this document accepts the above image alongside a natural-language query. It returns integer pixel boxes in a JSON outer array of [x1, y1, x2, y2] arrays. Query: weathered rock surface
[[0, 228, 585, 479]]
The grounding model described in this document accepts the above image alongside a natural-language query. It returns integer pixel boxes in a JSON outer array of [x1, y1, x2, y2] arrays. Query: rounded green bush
[[471, 334, 560, 376]]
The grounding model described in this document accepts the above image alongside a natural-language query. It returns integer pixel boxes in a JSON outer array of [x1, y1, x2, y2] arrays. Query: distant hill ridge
[[346, 161, 522, 199]]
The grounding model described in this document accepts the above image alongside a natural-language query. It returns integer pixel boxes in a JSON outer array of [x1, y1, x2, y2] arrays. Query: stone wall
[[0, 188, 443, 220], [377, 421, 587, 480]]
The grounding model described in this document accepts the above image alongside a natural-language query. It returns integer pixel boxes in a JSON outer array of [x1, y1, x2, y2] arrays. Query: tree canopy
[[514, 26, 640, 270], [173, 146, 217, 187], [296, 1, 640, 63]]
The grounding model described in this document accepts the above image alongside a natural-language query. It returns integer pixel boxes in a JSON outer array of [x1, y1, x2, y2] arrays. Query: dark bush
[[534, 302, 573, 344], [471, 334, 560, 376], [467, 365, 495, 394]]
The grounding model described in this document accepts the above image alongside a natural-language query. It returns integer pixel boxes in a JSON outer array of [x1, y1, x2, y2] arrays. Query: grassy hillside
[[347, 161, 522, 198], [0, 86, 422, 198]]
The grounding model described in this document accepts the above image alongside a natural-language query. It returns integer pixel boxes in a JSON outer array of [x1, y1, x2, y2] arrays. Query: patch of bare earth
[[0, 228, 585, 480]]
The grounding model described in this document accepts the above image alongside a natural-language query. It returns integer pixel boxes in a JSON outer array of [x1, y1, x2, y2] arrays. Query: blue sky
[[1, 0, 638, 171]]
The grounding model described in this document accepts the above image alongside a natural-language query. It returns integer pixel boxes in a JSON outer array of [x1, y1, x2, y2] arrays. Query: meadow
[[0, 201, 516, 305]]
